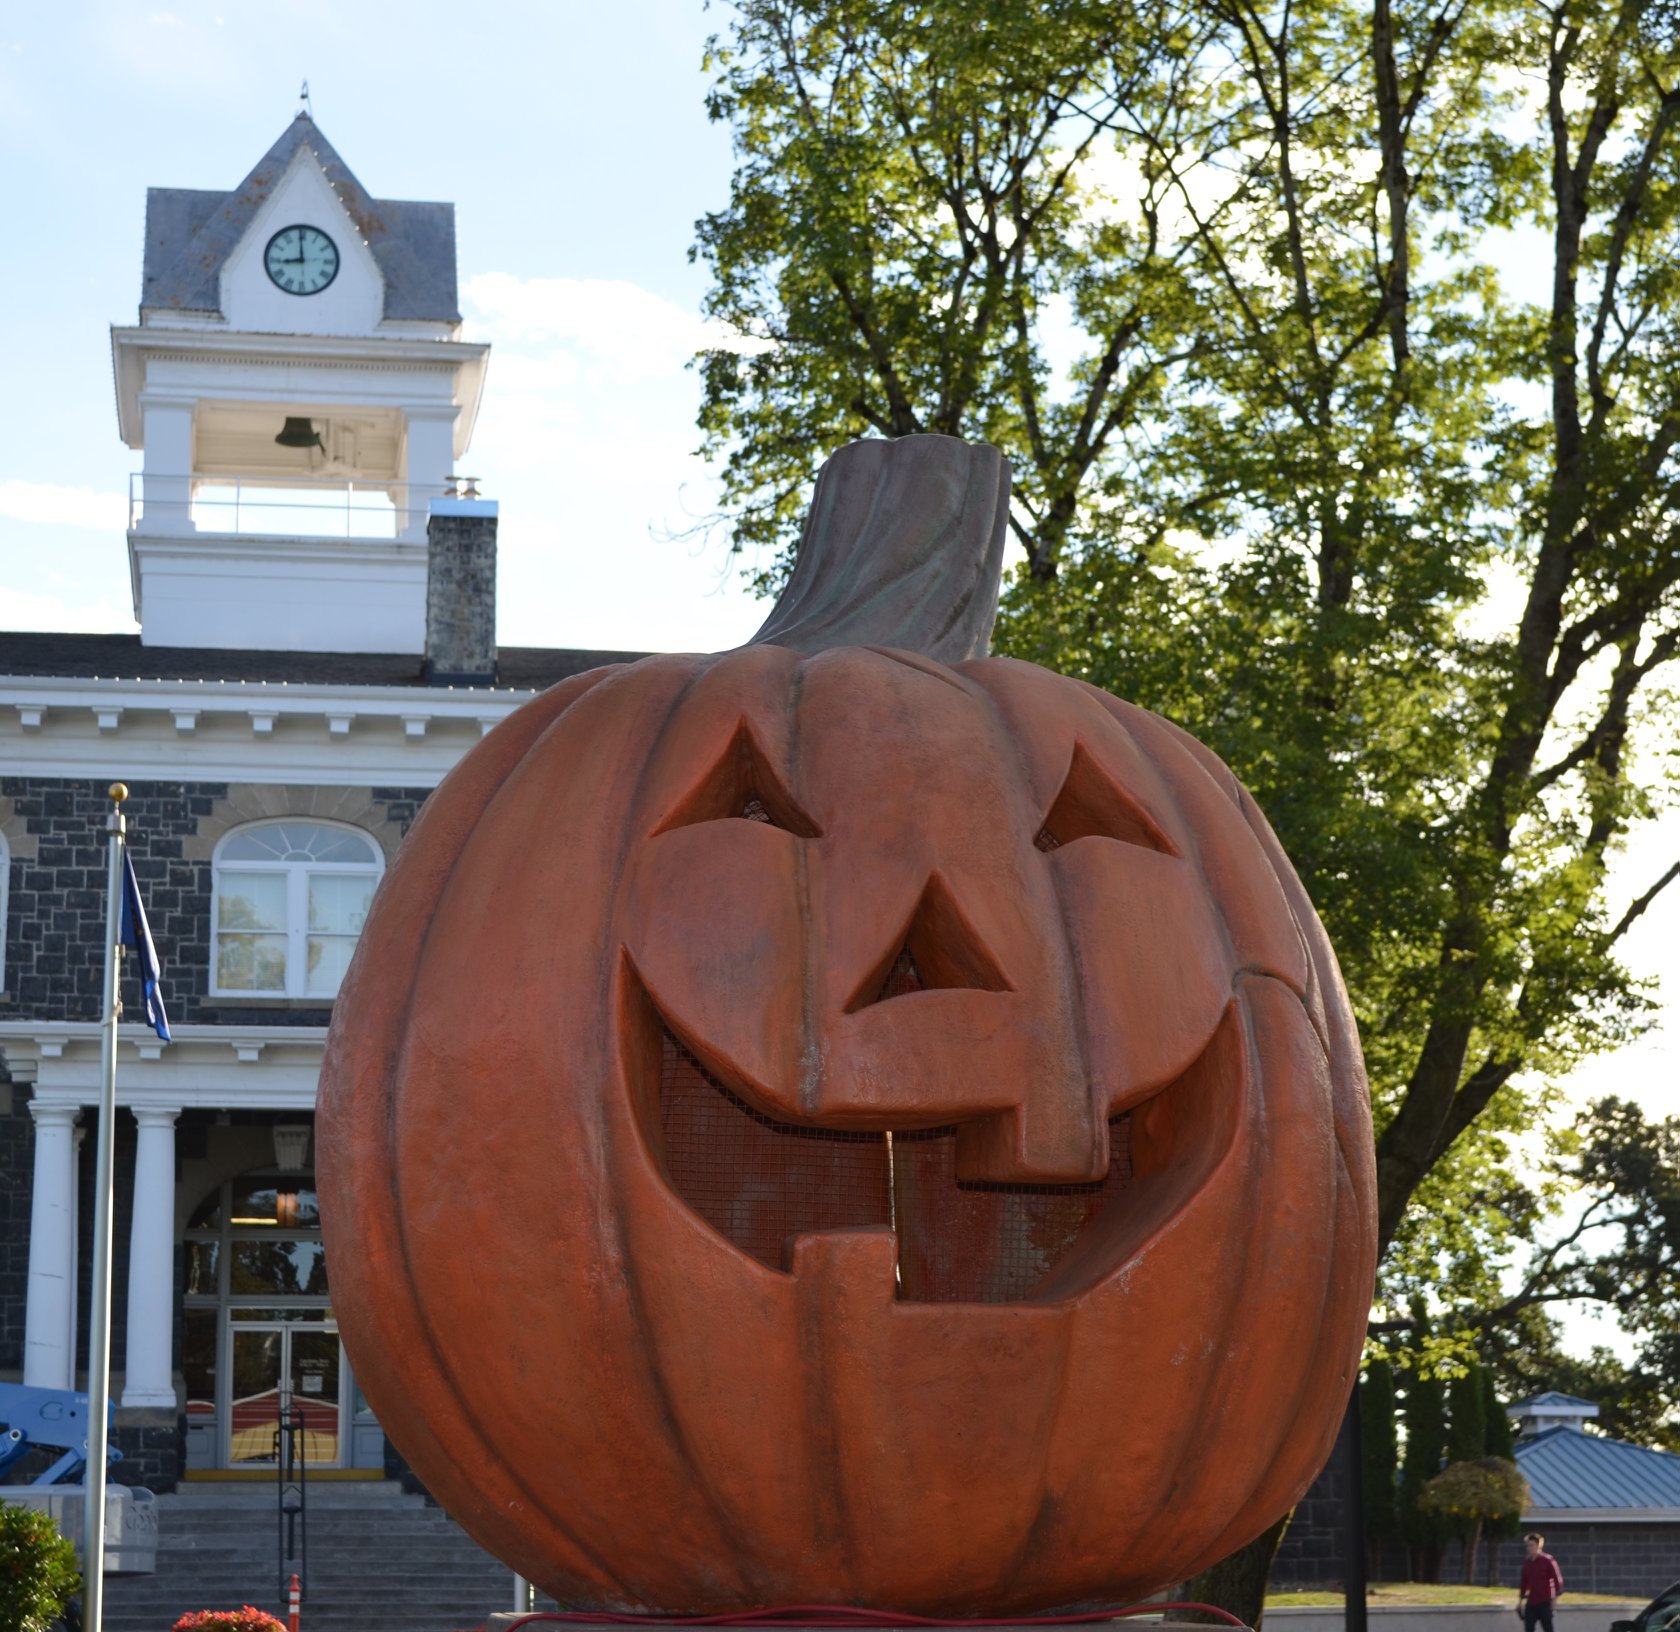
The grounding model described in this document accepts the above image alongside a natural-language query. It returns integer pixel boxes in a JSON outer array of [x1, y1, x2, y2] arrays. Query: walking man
[[1518, 1531, 1564, 1632]]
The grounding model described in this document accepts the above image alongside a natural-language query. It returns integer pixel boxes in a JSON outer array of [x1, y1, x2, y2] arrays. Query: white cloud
[[0, 479, 128, 531], [464, 272, 771, 382]]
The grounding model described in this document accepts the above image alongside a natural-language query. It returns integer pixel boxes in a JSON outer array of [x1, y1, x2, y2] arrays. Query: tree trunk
[[1174, 1512, 1292, 1630], [1465, 1519, 1482, 1586]]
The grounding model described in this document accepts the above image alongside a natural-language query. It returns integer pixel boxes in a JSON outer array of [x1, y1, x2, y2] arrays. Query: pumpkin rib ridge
[[1184, 977, 1343, 1557], [1084, 698, 1246, 977], [603, 988, 770, 1597], [600, 654, 800, 1591], [862, 643, 976, 696], [1181, 1133, 1359, 1574], [1140, 988, 1269, 1558], [1039, 994, 1260, 1583], [1113, 702, 1309, 1000], [326, 667, 636, 1601], [383, 694, 653, 1601], [955, 659, 1109, 1172], [383, 664, 716, 1603], [786, 654, 823, 1119], [996, 1314, 1078, 1593], [563, 656, 766, 1597], [1196, 1136, 1364, 1573]]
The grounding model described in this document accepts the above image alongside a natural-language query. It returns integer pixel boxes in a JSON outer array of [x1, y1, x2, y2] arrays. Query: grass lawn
[[1266, 1584, 1640, 1608]]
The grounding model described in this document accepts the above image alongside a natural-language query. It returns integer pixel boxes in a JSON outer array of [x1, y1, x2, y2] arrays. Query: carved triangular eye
[[847, 874, 1013, 1011], [653, 720, 822, 838], [1035, 742, 1176, 855]]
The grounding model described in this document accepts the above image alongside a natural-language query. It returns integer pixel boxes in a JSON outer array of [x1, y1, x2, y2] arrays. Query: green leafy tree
[[1419, 1459, 1530, 1586], [1363, 1358, 1402, 1574], [1478, 1366, 1523, 1579], [1401, 1342, 1450, 1582], [1482, 1368, 1515, 1462], [1448, 1366, 1489, 1466], [1396, 1098, 1680, 1447], [0, 1501, 81, 1632], [696, 0, 1680, 1615], [698, 0, 1680, 1263]]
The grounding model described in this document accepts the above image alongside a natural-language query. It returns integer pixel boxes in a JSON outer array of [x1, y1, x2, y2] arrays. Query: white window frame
[[210, 819, 383, 1000], [0, 829, 9, 995]]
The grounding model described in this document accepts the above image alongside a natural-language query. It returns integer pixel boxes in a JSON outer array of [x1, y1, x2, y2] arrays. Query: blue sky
[[0, 0, 768, 652]]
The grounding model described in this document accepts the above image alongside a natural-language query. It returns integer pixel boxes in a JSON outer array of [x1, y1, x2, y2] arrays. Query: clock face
[[263, 225, 340, 296]]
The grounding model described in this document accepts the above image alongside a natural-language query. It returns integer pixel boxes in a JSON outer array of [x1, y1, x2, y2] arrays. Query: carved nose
[[845, 873, 1012, 1012]]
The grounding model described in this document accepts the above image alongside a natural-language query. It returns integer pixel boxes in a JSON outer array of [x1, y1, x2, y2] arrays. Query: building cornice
[[2, 672, 530, 785], [0, 1021, 329, 1111]]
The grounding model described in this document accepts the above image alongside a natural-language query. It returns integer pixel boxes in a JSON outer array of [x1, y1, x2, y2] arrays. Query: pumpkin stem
[[746, 435, 1011, 663]]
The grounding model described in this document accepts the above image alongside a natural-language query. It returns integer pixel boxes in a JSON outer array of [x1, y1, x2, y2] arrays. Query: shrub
[[171, 1611, 287, 1632], [1420, 1456, 1530, 1584], [0, 1499, 82, 1632]]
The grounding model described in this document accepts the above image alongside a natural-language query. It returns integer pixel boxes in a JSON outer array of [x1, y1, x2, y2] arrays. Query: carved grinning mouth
[[625, 949, 1246, 1306]]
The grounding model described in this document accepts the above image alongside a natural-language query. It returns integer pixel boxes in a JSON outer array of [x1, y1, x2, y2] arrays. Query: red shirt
[[1521, 1552, 1564, 1604]]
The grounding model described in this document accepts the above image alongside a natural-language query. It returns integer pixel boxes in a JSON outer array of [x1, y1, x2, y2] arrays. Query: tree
[[1448, 1365, 1489, 1466], [1479, 1365, 1522, 1581], [1363, 1358, 1402, 1576], [1395, 1097, 1680, 1446], [699, 0, 1680, 1256], [1418, 1459, 1530, 1586], [696, 0, 1680, 1615], [1400, 1339, 1450, 1581], [1482, 1367, 1515, 1462]]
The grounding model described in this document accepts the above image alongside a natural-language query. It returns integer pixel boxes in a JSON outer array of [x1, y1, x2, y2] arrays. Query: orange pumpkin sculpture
[[318, 435, 1377, 1615]]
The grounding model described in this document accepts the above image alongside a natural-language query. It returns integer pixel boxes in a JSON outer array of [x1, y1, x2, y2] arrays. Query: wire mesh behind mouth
[[658, 1024, 1135, 1304]]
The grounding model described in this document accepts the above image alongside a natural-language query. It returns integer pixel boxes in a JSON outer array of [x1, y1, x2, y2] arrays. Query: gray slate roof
[[1516, 1392, 1602, 1413], [1518, 1425, 1680, 1511], [141, 114, 459, 322], [0, 632, 646, 691]]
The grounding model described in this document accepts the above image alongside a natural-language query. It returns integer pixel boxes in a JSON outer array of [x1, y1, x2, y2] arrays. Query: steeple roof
[[140, 113, 459, 323]]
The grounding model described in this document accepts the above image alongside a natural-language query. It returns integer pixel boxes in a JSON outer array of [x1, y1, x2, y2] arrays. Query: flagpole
[[83, 781, 128, 1632]]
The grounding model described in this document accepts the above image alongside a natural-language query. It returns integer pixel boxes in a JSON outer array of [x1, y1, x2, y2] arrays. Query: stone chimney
[[425, 497, 498, 685]]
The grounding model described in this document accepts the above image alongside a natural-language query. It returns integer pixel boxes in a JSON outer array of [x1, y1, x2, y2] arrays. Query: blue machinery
[[0, 1382, 121, 1485]]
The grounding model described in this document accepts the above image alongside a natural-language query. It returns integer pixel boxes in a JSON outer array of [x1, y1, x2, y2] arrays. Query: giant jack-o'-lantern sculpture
[[318, 436, 1377, 1615]]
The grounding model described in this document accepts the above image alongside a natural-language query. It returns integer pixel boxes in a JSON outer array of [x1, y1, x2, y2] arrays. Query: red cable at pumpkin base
[[497, 1602, 1252, 1630]]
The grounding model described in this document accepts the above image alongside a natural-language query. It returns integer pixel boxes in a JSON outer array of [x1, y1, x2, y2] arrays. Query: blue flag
[[119, 850, 171, 1042]]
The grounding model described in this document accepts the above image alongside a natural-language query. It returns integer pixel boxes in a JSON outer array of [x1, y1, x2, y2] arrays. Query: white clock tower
[[109, 113, 490, 654]]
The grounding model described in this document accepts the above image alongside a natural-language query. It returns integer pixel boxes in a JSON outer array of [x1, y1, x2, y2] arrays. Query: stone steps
[[101, 1481, 558, 1632]]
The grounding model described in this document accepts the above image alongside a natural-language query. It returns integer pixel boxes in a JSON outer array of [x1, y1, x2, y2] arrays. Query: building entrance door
[[226, 1318, 345, 1468]]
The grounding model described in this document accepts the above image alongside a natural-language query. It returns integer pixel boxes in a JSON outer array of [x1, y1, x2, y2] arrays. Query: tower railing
[[127, 472, 483, 539]]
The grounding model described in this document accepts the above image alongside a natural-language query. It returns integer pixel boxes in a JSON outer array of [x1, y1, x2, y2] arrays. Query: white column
[[23, 1103, 81, 1388], [401, 404, 458, 539], [122, 1107, 180, 1408], [138, 395, 196, 534], [68, 1124, 86, 1383]]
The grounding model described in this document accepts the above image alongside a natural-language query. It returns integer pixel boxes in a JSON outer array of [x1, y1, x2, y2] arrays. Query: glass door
[[226, 1321, 345, 1468], [289, 1326, 343, 1466], [228, 1324, 284, 1466]]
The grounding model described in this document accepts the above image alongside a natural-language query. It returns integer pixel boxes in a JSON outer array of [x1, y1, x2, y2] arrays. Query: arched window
[[212, 821, 382, 998]]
